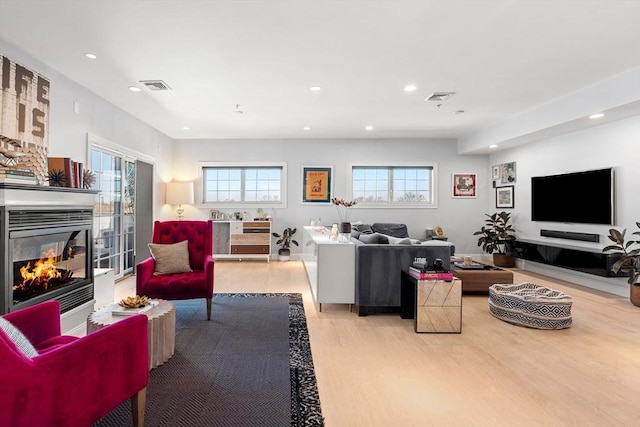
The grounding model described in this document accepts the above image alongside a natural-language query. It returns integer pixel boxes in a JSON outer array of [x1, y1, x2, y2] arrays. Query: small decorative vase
[[339, 222, 352, 234], [630, 284, 640, 307]]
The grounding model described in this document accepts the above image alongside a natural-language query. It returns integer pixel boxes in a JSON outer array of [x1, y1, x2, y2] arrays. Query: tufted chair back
[[137, 220, 215, 320], [152, 220, 212, 270]]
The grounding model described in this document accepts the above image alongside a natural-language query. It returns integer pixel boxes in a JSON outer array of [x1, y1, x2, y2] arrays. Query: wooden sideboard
[[213, 220, 271, 262]]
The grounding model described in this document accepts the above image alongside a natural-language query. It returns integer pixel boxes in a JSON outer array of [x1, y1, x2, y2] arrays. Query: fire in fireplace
[[14, 247, 77, 303], [2, 206, 94, 314]]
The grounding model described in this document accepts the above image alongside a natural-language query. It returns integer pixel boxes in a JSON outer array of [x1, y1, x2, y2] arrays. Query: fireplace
[[1, 185, 96, 315]]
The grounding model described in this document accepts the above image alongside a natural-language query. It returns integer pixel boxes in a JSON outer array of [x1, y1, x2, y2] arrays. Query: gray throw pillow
[[0, 317, 38, 358], [148, 240, 193, 275], [380, 234, 414, 245], [353, 223, 374, 234], [359, 233, 387, 244]]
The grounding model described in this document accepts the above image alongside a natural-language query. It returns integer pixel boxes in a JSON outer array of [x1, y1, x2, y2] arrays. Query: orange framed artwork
[[302, 166, 332, 203]]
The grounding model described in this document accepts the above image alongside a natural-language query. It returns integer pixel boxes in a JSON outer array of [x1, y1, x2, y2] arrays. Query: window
[[351, 165, 436, 208], [201, 162, 287, 207]]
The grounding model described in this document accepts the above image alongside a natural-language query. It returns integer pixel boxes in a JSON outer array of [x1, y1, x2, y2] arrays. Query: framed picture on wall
[[302, 166, 332, 203], [496, 185, 514, 208], [500, 162, 516, 184], [452, 173, 477, 198], [492, 165, 500, 180]]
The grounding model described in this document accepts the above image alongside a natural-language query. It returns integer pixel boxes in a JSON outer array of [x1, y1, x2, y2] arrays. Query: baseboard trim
[[516, 259, 628, 297]]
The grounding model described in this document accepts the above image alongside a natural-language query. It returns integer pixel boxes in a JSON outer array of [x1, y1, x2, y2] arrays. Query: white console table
[[302, 226, 355, 311]]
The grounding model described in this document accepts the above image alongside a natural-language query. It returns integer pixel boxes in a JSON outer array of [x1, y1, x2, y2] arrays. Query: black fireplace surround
[[1, 205, 94, 314]]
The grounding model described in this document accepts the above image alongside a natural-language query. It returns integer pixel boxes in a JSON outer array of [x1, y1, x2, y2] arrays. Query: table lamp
[[166, 181, 194, 220]]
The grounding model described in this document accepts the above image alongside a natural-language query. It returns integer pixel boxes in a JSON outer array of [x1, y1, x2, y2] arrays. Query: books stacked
[[408, 265, 454, 281], [0, 168, 38, 185], [47, 157, 84, 188]]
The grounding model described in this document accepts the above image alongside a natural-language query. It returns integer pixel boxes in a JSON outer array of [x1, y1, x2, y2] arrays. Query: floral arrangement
[[331, 197, 357, 223]]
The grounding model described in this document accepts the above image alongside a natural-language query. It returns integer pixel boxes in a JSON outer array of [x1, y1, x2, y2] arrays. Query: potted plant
[[272, 227, 299, 262], [473, 211, 517, 267], [603, 222, 640, 306]]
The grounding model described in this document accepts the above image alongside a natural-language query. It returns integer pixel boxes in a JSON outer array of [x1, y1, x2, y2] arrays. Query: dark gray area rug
[[94, 293, 323, 427]]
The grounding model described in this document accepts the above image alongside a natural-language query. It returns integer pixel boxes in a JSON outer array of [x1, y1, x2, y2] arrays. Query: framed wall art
[[302, 166, 332, 203], [452, 173, 477, 198], [491, 165, 500, 180], [500, 161, 516, 184], [496, 185, 514, 208]]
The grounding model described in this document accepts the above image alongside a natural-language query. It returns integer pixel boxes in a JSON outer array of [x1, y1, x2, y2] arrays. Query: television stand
[[514, 240, 623, 278]]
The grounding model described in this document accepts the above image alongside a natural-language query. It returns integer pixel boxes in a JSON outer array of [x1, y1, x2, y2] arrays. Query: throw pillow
[[359, 233, 387, 244], [0, 317, 38, 358], [379, 233, 413, 245], [148, 240, 192, 275], [353, 223, 374, 234]]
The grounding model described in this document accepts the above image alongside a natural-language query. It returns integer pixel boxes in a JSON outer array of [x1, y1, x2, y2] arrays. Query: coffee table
[[87, 299, 176, 370], [452, 262, 514, 294]]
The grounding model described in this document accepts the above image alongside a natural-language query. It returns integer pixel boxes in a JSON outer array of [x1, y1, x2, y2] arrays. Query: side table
[[87, 299, 176, 369], [401, 271, 462, 333]]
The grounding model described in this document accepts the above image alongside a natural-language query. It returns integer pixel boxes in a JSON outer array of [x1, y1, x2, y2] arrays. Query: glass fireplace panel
[[12, 229, 88, 306]]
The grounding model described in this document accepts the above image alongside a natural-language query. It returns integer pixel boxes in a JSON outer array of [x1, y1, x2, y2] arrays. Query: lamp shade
[[166, 181, 195, 205]]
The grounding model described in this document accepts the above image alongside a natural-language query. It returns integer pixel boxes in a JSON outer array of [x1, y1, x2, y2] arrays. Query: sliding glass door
[[91, 149, 136, 278]]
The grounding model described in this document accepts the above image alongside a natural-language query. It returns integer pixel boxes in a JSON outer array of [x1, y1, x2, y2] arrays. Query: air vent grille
[[8, 209, 93, 230], [140, 80, 172, 91], [426, 92, 456, 102]]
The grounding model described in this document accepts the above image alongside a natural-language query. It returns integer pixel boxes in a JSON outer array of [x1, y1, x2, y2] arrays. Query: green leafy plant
[[603, 222, 640, 285], [473, 211, 516, 254], [272, 227, 299, 254]]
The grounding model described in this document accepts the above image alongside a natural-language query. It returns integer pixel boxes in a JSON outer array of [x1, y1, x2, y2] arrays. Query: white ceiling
[[1, 0, 639, 141]]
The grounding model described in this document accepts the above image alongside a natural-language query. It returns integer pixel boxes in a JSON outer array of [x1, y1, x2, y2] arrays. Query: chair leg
[[206, 297, 212, 320], [131, 387, 147, 427]]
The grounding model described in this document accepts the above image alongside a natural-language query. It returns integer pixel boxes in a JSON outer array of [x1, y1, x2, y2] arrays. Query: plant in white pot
[[473, 211, 517, 267], [603, 222, 640, 306], [272, 227, 298, 261]]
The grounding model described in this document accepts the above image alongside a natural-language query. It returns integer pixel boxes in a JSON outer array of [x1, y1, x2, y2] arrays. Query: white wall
[[490, 116, 640, 246], [170, 138, 490, 255], [1, 38, 174, 220], [489, 115, 640, 295]]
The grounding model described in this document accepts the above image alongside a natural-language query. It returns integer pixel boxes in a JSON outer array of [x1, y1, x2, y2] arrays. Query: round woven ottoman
[[488, 283, 572, 329]]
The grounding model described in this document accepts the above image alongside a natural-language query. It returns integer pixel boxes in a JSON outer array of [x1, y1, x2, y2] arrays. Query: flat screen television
[[531, 168, 614, 225]]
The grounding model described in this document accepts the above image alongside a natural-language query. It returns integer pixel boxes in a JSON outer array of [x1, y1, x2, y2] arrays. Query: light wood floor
[[116, 261, 640, 427]]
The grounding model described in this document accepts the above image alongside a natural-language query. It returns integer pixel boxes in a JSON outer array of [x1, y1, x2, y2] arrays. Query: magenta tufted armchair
[[0, 301, 149, 427], [137, 220, 215, 320]]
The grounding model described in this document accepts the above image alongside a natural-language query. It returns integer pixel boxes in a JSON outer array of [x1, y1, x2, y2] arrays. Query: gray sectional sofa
[[351, 223, 455, 316]]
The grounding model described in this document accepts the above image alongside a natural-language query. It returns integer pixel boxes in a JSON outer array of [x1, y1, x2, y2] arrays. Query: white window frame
[[198, 161, 288, 208], [349, 163, 438, 209]]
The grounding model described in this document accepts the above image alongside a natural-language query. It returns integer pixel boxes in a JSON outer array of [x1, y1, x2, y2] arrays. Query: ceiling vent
[[425, 92, 455, 102], [139, 80, 171, 91]]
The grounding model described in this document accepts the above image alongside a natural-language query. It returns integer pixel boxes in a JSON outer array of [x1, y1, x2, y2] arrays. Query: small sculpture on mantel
[[0, 145, 29, 169], [330, 223, 339, 240], [47, 169, 66, 187], [82, 169, 96, 189]]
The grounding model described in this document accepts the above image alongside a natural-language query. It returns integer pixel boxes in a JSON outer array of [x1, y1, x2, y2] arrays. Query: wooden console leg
[[131, 387, 147, 427]]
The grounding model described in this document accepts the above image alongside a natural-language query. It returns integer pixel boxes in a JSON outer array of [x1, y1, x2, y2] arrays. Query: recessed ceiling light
[[489, 144, 498, 149], [310, 86, 322, 92], [84, 53, 97, 59], [404, 85, 417, 92], [303, 126, 311, 131], [128, 86, 141, 92], [589, 113, 605, 119], [181, 126, 190, 131], [365, 126, 374, 131]]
